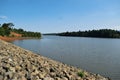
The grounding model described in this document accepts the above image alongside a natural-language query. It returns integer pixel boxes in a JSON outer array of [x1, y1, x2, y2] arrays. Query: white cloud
[[111, 26, 120, 30], [0, 16, 7, 19]]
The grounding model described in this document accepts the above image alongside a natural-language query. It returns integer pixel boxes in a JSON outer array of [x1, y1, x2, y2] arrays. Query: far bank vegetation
[[57, 29, 120, 38]]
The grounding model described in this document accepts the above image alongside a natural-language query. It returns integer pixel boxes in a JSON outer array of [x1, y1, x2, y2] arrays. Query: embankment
[[0, 39, 109, 80], [0, 36, 26, 42], [0, 36, 39, 42]]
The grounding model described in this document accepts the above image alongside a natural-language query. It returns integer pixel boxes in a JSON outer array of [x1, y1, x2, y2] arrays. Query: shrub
[[78, 71, 84, 78]]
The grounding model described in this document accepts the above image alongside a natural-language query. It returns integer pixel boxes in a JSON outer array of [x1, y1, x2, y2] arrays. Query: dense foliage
[[0, 23, 12, 36], [12, 28, 41, 37], [0, 23, 41, 38], [57, 29, 120, 38]]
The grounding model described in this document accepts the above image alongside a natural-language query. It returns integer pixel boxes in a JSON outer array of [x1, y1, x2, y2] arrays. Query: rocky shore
[[0, 39, 109, 80]]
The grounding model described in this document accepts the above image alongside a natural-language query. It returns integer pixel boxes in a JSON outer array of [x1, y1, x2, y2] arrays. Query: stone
[[61, 77, 68, 80], [43, 77, 54, 80], [5, 72, 14, 79], [0, 75, 3, 80], [8, 58, 12, 62], [38, 73, 46, 79], [49, 67, 56, 72], [21, 76, 27, 80]]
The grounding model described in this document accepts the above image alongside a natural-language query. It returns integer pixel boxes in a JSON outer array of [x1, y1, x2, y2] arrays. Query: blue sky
[[0, 0, 120, 33]]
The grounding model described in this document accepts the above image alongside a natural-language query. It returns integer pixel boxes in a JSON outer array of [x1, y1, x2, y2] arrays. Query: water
[[12, 35, 120, 80]]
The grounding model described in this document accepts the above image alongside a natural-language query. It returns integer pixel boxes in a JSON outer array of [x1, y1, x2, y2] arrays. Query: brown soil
[[0, 36, 28, 42], [10, 32, 22, 37]]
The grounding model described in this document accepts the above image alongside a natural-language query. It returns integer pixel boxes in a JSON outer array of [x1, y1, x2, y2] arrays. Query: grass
[[78, 71, 85, 78]]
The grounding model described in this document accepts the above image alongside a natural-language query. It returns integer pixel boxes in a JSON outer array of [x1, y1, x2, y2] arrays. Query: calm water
[[12, 35, 120, 80]]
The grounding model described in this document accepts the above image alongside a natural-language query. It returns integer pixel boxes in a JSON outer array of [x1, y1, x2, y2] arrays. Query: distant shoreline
[[0, 36, 40, 42], [45, 29, 120, 39]]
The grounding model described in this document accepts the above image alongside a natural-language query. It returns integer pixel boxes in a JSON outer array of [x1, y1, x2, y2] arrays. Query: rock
[[15, 65, 21, 71], [50, 72, 56, 77], [8, 58, 12, 62], [2, 66, 9, 72], [38, 73, 46, 79], [61, 77, 68, 80], [21, 76, 27, 80], [5, 72, 14, 79], [49, 67, 56, 73], [43, 77, 54, 80], [0, 75, 3, 80], [55, 77, 61, 80], [9, 67, 15, 72]]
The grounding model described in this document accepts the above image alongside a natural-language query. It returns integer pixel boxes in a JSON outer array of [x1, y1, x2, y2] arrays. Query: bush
[[78, 71, 84, 78], [0, 24, 11, 36]]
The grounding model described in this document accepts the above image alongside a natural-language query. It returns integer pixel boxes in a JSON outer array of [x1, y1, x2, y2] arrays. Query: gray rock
[[43, 77, 54, 80]]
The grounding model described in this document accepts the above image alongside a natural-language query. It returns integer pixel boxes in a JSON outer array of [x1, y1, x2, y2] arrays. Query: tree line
[[57, 29, 120, 38], [0, 23, 41, 38]]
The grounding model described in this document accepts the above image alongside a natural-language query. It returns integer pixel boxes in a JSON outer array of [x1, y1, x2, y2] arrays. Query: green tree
[[2, 23, 14, 30]]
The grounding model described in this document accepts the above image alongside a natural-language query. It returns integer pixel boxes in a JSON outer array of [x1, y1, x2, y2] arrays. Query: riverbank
[[0, 36, 25, 42], [0, 40, 109, 80], [0, 36, 40, 42]]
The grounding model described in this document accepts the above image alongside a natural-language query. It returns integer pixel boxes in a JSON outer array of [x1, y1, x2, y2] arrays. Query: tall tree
[[2, 23, 14, 30]]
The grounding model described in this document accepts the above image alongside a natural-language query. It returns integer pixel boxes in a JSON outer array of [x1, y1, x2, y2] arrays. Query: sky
[[0, 0, 120, 33]]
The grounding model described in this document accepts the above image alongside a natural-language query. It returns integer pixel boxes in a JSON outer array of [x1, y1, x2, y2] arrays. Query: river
[[12, 35, 120, 80]]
